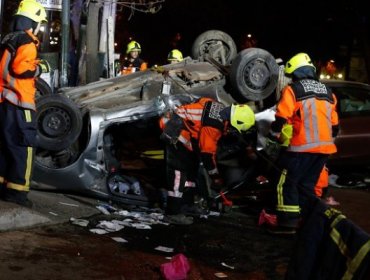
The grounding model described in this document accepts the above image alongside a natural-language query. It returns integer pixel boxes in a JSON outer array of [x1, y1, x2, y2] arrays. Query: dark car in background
[[324, 80, 370, 176]]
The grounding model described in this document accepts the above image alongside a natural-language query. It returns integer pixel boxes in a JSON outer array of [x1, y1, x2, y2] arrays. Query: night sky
[[115, 0, 367, 67]]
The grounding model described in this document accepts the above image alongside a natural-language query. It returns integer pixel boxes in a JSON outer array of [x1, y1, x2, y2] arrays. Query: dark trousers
[[275, 151, 328, 227], [165, 142, 200, 215], [0, 101, 36, 191]]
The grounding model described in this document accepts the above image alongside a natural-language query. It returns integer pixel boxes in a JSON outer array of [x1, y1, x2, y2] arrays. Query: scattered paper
[[131, 223, 151, 229], [96, 220, 124, 232], [221, 262, 235, 270], [96, 205, 111, 215], [209, 211, 221, 216], [111, 237, 128, 243], [155, 246, 174, 253], [89, 228, 109, 234], [70, 217, 89, 227], [215, 272, 228, 278]]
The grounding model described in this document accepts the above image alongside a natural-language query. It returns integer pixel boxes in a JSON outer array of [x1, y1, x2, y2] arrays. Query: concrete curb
[[0, 190, 101, 232]]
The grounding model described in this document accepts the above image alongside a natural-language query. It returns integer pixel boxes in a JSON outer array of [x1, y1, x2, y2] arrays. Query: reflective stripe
[[325, 102, 333, 139], [177, 108, 203, 114], [329, 214, 370, 280], [276, 205, 301, 212], [168, 170, 183, 198], [184, 181, 196, 188], [2, 89, 36, 110], [177, 108, 203, 121], [277, 169, 287, 207], [343, 240, 370, 280], [178, 134, 193, 151], [330, 227, 349, 257], [24, 146, 33, 190], [177, 112, 202, 121], [302, 99, 319, 143], [287, 141, 335, 152], [7, 182, 29, 191], [276, 169, 300, 213], [25, 109, 32, 122], [331, 214, 346, 228]]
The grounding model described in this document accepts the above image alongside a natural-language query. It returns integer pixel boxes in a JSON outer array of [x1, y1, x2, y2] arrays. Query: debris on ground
[[160, 253, 190, 280]]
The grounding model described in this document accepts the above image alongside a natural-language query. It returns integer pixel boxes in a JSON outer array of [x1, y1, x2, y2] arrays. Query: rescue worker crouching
[[0, 0, 50, 207], [120, 40, 148, 75], [159, 97, 256, 225], [268, 53, 339, 234]]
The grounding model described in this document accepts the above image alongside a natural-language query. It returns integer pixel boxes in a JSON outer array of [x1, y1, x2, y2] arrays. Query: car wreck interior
[[104, 116, 167, 204]]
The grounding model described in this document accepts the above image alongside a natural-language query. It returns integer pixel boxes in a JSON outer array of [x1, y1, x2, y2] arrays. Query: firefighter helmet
[[167, 49, 183, 62], [16, 0, 47, 23], [284, 53, 315, 74], [126, 41, 141, 54], [230, 104, 255, 132]]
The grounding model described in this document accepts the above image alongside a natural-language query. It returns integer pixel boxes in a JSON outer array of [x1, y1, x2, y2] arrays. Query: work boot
[[181, 204, 209, 216], [4, 189, 33, 208], [164, 214, 193, 225], [266, 226, 297, 235]]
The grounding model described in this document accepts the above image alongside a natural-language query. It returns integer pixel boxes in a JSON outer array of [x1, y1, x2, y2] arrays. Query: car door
[[329, 83, 370, 167]]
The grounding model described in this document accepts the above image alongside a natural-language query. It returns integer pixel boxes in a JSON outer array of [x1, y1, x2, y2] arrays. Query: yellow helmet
[[284, 53, 315, 74], [126, 41, 141, 54], [230, 104, 255, 133], [16, 0, 47, 23], [167, 49, 183, 62]]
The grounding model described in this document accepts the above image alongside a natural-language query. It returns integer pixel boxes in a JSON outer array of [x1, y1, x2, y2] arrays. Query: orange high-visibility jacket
[[161, 97, 227, 174], [121, 57, 147, 75], [275, 79, 338, 154], [0, 30, 41, 110]]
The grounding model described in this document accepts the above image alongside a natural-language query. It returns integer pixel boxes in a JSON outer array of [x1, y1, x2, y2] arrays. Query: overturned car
[[33, 30, 281, 207]]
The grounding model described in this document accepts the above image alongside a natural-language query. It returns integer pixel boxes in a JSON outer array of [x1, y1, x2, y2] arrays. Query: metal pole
[[0, 0, 4, 40], [60, 0, 70, 87]]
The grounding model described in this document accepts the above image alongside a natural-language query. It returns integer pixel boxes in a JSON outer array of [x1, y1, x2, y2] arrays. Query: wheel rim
[[39, 107, 71, 138], [243, 58, 271, 92]]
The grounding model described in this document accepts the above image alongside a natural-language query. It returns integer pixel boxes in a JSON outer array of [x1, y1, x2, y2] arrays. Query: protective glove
[[39, 59, 50, 74], [264, 133, 282, 161]]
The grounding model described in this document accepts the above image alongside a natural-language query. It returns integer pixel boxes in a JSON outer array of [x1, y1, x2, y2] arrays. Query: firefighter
[[120, 40, 148, 75], [268, 53, 339, 234], [160, 97, 255, 225], [0, 0, 49, 207], [167, 49, 183, 64]]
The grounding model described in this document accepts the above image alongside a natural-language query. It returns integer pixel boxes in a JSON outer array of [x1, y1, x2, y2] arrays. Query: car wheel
[[230, 48, 279, 102], [191, 30, 237, 65], [36, 78, 53, 99], [36, 94, 82, 151]]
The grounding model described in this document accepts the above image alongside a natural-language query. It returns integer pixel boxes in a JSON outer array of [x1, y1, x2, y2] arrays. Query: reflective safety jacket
[[160, 97, 227, 175], [274, 79, 338, 154], [0, 30, 41, 110], [121, 57, 147, 75]]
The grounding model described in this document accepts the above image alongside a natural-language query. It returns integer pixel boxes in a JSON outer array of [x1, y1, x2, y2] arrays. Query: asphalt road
[[0, 186, 369, 279]]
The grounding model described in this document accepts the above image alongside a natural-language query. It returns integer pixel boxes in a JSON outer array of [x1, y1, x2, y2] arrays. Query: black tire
[[230, 48, 279, 102], [35, 78, 53, 99], [191, 30, 237, 65], [36, 94, 82, 151]]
